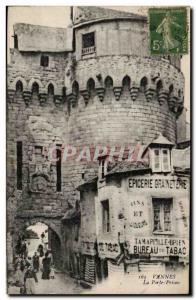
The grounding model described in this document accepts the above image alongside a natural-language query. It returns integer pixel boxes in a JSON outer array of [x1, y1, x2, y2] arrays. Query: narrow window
[[153, 198, 172, 233], [32, 82, 39, 96], [14, 34, 18, 49], [152, 149, 161, 172], [82, 32, 96, 55], [16, 81, 23, 95], [140, 77, 148, 92], [99, 159, 107, 179], [156, 80, 163, 93], [56, 145, 61, 192], [102, 200, 110, 233], [48, 83, 54, 96], [17, 141, 22, 190], [162, 149, 170, 172], [101, 160, 105, 179], [40, 55, 49, 67]]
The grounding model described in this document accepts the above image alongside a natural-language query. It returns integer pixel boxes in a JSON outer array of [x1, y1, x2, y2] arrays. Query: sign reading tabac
[[127, 237, 189, 257], [128, 177, 188, 190]]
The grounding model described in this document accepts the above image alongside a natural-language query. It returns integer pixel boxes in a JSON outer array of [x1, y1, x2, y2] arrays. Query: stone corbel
[[176, 104, 184, 118], [67, 93, 77, 108], [158, 89, 168, 105], [168, 94, 178, 111], [80, 90, 90, 105], [23, 90, 32, 106], [113, 87, 122, 101], [144, 85, 156, 102], [39, 93, 47, 106], [54, 95, 63, 106], [7, 89, 15, 103], [96, 87, 105, 102], [129, 86, 139, 101]]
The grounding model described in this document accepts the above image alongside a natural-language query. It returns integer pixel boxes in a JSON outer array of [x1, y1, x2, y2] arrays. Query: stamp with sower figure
[[149, 7, 188, 55]]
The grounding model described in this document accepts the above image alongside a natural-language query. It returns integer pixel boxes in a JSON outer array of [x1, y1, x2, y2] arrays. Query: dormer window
[[98, 156, 108, 180], [149, 134, 174, 173], [151, 148, 171, 173], [82, 32, 96, 55]]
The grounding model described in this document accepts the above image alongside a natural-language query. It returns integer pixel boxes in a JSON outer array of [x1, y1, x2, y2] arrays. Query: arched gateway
[[13, 216, 63, 270]]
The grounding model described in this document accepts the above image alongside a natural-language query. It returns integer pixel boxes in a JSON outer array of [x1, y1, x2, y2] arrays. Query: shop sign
[[98, 240, 121, 259], [129, 200, 149, 229], [126, 237, 189, 257], [128, 177, 188, 190], [81, 240, 96, 256]]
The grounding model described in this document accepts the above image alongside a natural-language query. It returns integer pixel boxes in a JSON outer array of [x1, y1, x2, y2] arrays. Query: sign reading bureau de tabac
[[128, 177, 188, 190], [126, 237, 189, 257]]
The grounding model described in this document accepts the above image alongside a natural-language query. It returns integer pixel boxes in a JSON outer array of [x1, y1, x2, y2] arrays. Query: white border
[[0, 0, 194, 299]]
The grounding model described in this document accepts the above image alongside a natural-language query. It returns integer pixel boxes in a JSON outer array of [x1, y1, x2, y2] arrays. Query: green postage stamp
[[149, 7, 188, 55]]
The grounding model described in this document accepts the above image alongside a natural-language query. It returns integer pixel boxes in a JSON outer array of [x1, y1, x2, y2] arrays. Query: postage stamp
[[149, 7, 188, 55]]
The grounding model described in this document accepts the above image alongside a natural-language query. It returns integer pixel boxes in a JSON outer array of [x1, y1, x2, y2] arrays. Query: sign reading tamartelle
[[126, 237, 189, 257], [129, 177, 188, 190]]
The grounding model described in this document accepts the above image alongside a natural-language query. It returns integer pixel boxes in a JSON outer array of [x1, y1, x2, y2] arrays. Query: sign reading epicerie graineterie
[[126, 237, 189, 257], [129, 177, 188, 190]]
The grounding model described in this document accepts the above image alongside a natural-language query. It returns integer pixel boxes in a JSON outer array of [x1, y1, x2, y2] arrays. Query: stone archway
[[13, 216, 63, 270]]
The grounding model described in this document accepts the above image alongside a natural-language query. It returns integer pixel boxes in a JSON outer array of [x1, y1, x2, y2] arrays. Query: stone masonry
[[7, 6, 185, 271]]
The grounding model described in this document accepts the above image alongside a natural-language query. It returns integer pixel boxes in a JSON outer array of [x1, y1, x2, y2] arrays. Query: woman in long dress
[[42, 252, 51, 280]]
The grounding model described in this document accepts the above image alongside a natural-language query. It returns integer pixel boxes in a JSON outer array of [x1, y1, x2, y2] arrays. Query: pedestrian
[[24, 265, 38, 294], [50, 264, 55, 279], [37, 244, 44, 257], [21, 240, 28, 258], [33, 252, 39, 272], [26, 256, 33, 268], [41, 252, 51, 280], [14, 264, 24, 288]]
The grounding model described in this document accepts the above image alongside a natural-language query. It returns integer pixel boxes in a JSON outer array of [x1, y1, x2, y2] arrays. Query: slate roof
[[173, 146, 190, 171], [149, 133, 174, 146], [106, 161, 150, 176], [14, 23, 73, 52], [74, 6, 146, 26]]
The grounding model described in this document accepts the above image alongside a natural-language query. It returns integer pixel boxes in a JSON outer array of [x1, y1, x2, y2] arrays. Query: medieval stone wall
[[7, 17, 185, 271]]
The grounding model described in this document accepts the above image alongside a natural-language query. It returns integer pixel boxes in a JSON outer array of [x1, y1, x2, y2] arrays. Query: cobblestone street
[[8, 270, 84, 295]]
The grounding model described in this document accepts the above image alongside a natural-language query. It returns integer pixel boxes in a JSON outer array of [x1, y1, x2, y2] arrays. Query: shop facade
[[75, 134, 190, 285]]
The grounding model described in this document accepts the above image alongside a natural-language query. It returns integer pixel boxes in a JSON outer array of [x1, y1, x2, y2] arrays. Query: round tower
[[64, 7, 185, 194]]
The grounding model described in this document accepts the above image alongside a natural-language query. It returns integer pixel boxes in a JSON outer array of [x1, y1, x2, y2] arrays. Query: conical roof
[[74, 6, 146, 26]]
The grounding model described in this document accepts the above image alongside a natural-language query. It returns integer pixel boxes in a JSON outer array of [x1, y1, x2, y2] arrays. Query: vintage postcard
[[6, 6, 191, 295]]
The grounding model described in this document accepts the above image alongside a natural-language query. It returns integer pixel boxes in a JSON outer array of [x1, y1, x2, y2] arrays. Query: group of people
[[12, 241, 55, 294]]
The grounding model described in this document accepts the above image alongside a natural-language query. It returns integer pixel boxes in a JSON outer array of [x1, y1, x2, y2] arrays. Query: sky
[[7, 6, 190, 121]]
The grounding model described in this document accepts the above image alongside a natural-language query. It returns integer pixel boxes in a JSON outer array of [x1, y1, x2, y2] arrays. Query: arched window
[[169, 84, 174, 94], [140, 77, 148, 92], [48, 83, 54, 96], [122, 76, 131, 89], [87, 78, 95, 97], [62, 87, 66, 96], [178, 89, 182, 98], [72, 81, 79, 97], [16, 80, 23, 93], [32, 82, 39, 95], [105, 76, 113, 89], [156, 80, 163, 92]]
